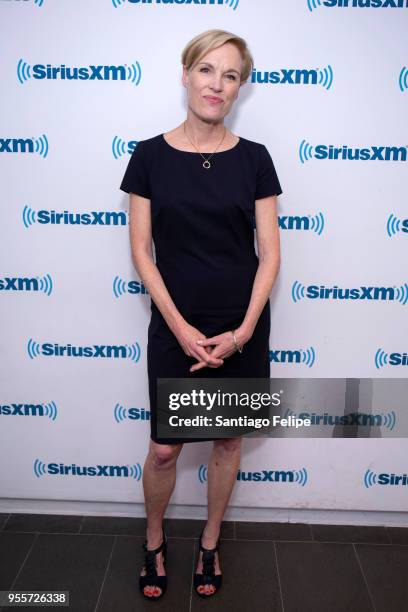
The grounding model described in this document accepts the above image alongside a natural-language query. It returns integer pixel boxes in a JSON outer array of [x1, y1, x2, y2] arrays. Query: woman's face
[[182, 42, 243, 124]]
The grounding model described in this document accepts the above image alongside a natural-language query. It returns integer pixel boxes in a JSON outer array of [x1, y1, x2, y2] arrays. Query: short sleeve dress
[[120, 133, 282, 444]]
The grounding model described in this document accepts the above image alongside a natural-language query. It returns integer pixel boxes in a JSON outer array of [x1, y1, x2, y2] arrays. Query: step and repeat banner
[[1, 0, 407, 514]]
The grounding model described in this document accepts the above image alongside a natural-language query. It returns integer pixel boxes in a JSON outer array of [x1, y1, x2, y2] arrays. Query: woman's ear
[[182, 65, 188, 88]]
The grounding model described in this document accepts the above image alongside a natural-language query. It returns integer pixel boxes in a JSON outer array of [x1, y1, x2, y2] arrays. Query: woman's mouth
[[204, 96, 223, 105]]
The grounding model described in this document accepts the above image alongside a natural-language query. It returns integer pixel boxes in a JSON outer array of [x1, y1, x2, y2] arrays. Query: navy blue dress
[[120, 133, 282, 444]]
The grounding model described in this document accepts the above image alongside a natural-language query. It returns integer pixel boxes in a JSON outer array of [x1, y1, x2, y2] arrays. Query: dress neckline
[[161, 133, 241, 154]]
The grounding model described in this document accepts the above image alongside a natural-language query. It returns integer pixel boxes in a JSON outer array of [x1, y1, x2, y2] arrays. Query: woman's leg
[[195, 437, 242, 594], [140, 439, 183, 596]]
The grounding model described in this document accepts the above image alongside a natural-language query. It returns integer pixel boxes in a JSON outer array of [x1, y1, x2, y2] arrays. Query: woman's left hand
[[189, 328, 249, 372]]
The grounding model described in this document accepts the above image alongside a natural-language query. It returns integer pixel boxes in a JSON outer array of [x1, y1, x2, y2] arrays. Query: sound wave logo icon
[[301, 347, 316, 368], [112, 0, 239, 9], [398, 66, 408, 92], [310, 212, 324, 234], [34, 459, 47, 477], [363, 469, 377, 488], [318, 65, 333, 90], [112, 136, 136, 159], [128, 463, 143, 480], [395, 284, 408, 304], [44, 401, 57, 420], [17, 59, 31, 83], [114, 403, 127, 422], [294, 468, 308, 486], [113, 276, 127, 298], [22, 205, 36, 228], [374, 348, 389, 369], [38, 274, 53, 295], [27, 338, 41, 359], [35, 134, 48, 157], [299, 140, 314, 164], [126, 62, 142, 85], [386, 213, 407, 236], [307, 0, 323, 11], [127, 342, 141, 362], [198, 464, 208, 483], [292, 280, 306, 303]]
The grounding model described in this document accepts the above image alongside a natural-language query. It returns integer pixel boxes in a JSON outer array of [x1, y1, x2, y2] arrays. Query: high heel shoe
[[139, 528, 167, 601], [194, 528, 222, 598]]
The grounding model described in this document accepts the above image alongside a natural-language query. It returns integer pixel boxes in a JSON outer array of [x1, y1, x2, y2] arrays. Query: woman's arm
[[129, 192, 184, 336], [129, 193, 224, 366], [234, 194, 281, 347]]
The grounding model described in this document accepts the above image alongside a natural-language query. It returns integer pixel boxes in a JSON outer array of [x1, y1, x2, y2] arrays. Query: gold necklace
[[183, 121, 227, 169]]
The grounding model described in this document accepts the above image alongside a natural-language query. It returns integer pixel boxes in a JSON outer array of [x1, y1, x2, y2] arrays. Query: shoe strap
[[199, 529, 220, 554], [142, 529, 167, 576]]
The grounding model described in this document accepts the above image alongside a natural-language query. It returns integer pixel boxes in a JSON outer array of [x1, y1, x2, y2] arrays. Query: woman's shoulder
[[238, 135, 267, 152]]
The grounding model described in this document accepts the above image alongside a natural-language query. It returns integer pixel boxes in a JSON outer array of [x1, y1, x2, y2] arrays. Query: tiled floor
[[1, 513, 408, 611]]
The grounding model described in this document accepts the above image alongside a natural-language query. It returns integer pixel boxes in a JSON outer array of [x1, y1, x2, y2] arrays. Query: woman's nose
[[209, 74, 223, 91]]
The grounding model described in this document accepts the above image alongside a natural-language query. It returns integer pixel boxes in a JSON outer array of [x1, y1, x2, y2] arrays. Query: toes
[[143, 585, 162, 598]]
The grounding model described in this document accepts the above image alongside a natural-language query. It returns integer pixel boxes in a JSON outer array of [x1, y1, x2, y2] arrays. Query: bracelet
[[231, 329, 243, 353]]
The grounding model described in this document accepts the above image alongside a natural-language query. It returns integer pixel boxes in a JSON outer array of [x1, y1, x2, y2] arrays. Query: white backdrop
[[1, 0, 407, 518]]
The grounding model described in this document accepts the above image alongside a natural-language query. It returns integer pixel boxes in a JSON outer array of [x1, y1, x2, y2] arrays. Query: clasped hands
[[177, 321, 250, 373]]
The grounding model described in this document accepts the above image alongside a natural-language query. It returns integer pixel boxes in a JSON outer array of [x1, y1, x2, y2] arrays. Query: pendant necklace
[[183, 120, 227, 169]]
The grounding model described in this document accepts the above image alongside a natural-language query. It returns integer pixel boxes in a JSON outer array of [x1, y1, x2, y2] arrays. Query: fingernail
[[196, 340, 202, 344]]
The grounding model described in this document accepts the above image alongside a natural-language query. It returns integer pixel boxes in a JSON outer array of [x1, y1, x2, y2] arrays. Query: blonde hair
[[181, 29, 254, 84]]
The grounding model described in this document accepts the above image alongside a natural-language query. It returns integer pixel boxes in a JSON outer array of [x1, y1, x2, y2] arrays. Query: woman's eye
[[199, 67, 209, 73], [227, 75, 236, 81]]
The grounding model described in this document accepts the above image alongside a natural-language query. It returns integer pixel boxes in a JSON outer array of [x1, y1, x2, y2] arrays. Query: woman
[[120, 29, 282, 600]]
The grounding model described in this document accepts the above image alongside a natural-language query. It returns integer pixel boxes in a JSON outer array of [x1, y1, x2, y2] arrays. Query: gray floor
[[1, 513, 408, 611]]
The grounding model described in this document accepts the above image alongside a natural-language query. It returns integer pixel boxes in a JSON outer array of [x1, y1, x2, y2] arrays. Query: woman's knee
[[148, 441, 182, 470]]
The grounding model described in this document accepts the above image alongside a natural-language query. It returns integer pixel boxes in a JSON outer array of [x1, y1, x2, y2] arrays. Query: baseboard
[[1, 498, 408, 527]]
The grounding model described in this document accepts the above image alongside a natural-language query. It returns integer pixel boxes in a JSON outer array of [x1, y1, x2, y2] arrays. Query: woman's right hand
[[175, 321, 224, 368]]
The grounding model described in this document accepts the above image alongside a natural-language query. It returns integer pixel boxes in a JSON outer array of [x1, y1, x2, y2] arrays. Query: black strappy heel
[[139, 528, 167, 601], [194, 528, 222, 598]]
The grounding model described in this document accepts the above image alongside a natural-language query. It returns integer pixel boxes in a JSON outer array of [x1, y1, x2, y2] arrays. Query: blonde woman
[[120, 29, 282, 600]]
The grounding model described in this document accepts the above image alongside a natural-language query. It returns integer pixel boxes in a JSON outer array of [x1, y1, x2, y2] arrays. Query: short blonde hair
[[181, 29, 254, 84]]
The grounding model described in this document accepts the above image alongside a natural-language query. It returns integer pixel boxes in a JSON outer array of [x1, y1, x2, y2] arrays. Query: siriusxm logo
[[27, 339, 141, 362], [386, 213, 408, 237], [285, 408, 396, 430], [23, 206, 127, 228], [375, 348, 408, 368], [308, 0, 408, 11], [198, 464, 308, 485], [251, 65, 333, 90], [269, 347, 316, 367], [34, 459, 142, 479], [114, 0, 239, 8], [253, 212, 324, 234], [113, 276, 148, 298], [0, 401, 57, 420], [299, 141, 408, 163], [114, 403, 150, 422], [364, 469, 408, 488], [17, 60, 141, 85], [292, 281, 408, 304], [1, 135, 48, 157], [0, 275, 52, 295]]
